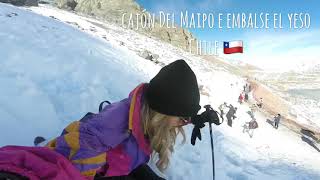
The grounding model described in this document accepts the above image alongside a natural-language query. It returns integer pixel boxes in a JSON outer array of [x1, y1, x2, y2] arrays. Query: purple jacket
[[46, 83, 152, 178], [0, 146, 86, 180], [0, 84, 152, 180]]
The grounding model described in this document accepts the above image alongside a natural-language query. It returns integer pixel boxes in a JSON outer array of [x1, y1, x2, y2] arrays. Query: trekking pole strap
[[99, 101, 111, 112]]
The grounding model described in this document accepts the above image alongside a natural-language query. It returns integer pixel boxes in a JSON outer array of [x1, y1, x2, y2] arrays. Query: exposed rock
[[199, 85, 210, 96], [89, 26, 97, 32], [0, 0, 24, 6], [102, 35, 107, 40], [56, 0, 77, 10], [25, 0, 38, 6], [5, 12, 18, 17], [152, 53, 159, 61], [49, 15, 59, 21], [55, 0, 196, 52], [139, 50, 159, 62], [158, 62, 165, 67], [140, 50, 152, 60], [0, 0, 38, 6], [39, 1, 50, 4], [66, 21, 80, 28]]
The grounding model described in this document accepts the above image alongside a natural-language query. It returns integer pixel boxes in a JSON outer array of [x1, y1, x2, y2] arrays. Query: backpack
[[34, 100, 112, 144], [79, 100, 111, 122], [249, 121, 258, 129]]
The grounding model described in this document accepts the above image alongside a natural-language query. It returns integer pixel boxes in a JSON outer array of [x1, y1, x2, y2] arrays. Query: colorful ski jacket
[[46, 83, 152, 179], [0, 145, 86, 180]]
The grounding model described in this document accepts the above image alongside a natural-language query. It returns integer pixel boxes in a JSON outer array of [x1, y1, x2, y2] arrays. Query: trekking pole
[[197, 105, 220, 180], [208, 121, 215, 180]]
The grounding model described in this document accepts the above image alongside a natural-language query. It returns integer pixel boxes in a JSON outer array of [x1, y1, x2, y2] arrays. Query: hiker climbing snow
[[257, 98, 263, 108], [0, 60, 201, 180], [226, 104, 237, 127], [218, 102, 228, 120], [274, 114, 281, 129], [243, 118, 259, 138]]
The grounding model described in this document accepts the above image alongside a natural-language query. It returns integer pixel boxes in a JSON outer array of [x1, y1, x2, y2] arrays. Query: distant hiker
[[244, 92, 249, 102], [238, 93, 244, 104], [218, 102, 228, 120], [247, 84, 251, 93], [247, 110, 255, 120], [0, 60, 199, 180], [243, 119, 258, 138], [244, 84, 249, 93], [226, 104, 237, 127], [274, 114, 281, 129], [257, 98, 263, 108], [242, 84, 250, 102]]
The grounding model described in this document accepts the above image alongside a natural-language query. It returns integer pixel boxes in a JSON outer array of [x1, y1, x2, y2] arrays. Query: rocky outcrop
[[56, 0, 77, 10], [139, 50, 159, 61], [55, 0, 196, 52], [0, 0, 38, 6], [139, 50, 164, 66], [25, 0, 37, 6]]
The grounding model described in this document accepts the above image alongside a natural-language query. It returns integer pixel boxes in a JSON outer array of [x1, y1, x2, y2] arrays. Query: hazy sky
[[136, 0, 320, 71]]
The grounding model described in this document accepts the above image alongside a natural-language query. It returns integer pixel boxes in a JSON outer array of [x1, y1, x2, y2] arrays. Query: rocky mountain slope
[[56, 0, 197, 52]]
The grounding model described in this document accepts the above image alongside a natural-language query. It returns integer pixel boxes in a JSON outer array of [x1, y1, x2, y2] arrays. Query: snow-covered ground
[[252, 70, 320, 129], [0, 3, 319, 180]]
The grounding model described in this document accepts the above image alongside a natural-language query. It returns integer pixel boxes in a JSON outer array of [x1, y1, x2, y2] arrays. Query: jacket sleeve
[[0, 146, 87, 180], [46, 100, 131, 178]]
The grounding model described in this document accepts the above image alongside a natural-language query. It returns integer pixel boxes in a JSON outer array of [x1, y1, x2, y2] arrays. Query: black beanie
[[145, 59, 201, 117]]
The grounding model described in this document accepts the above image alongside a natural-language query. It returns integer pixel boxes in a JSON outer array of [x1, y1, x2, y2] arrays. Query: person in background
[[218, 102, 228, 120], [226, 104, 237, 127], [257, 98, 263, 108], [243, 109, 258, 138], [243, 118, 258, 138], [274, 114, 281, 129], [238, 92, 244, 104], [244, 92, 249, 102]]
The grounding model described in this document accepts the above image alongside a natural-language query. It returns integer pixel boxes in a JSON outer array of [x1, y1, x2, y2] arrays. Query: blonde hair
[[141, 100, 186, 172]]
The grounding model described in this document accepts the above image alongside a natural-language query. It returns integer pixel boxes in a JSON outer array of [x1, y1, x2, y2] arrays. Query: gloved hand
[[191, 115, 206, 145], [130, 164, 166, 180], [203, 105, 221, 125], [190, 105, 221, 146]]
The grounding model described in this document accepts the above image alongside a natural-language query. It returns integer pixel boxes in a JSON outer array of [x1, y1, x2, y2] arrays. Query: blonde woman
[[53, 59, 201, 180], [0, 59, 200, 180]]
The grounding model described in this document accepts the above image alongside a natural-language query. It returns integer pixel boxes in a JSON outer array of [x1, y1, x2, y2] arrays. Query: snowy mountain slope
[[0, 3, 320, 180], [0, 3, 159, 145], [250, 70, 320, 131], [26, 4, 248, 109]]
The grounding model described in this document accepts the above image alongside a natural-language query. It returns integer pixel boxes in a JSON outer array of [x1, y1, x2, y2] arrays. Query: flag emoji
[[223, 40, 243, 54]]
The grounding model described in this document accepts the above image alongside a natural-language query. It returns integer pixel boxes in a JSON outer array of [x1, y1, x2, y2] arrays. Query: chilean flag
[[223, 40, 243, 54]]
